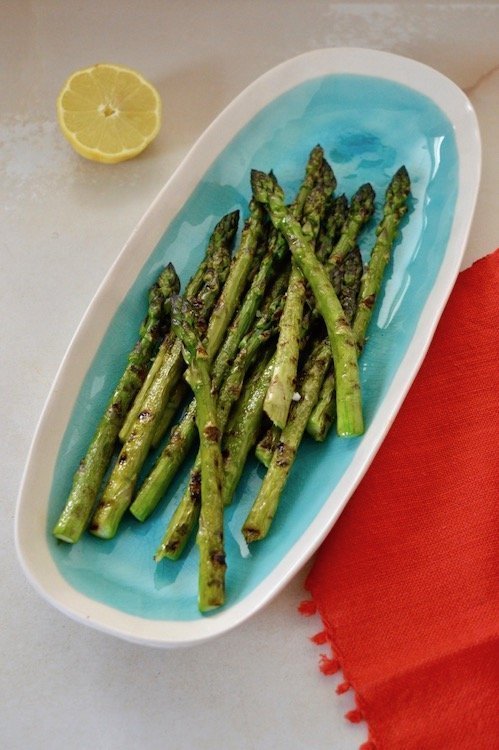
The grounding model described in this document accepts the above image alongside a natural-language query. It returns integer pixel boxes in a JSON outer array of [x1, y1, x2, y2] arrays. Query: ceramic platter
[[16, 48, 481, 646]]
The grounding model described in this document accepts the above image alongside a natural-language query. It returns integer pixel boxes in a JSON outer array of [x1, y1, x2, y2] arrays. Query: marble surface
[[2, 2, 498, 748]]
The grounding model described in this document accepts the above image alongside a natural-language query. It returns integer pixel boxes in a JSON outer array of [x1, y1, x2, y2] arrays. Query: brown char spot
[[189, 470, 202, 505], [204, 424, 221, 442], [110, 402, 124, 418], [164, 540, 179, 554], [275, 441, 291, 468], [363, 294, 376, 310], [243, 527, 261, 542], [211, 551, 226, 567]]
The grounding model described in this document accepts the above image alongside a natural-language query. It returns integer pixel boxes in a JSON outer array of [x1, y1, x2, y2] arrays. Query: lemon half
[[57, 63, 161, 164]]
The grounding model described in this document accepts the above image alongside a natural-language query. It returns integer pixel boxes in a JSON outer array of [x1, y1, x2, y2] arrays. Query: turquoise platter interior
[[46, 72, 458, 620]]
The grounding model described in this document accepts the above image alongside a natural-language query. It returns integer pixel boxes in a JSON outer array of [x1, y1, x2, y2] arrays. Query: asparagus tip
[[215, 209, 240, 236], [250, 169, 269, 201], [391, 165, 411, 195]]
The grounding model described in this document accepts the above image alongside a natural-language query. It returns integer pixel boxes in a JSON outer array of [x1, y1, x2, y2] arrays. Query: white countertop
[[2, 2, 498, 748]]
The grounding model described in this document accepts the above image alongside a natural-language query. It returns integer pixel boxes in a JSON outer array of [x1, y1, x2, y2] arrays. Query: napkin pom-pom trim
[[297, 599, 317, 616], [345, 708, 364, 723], [310, 629, 328, 645], [359, 742, 376, 750], [319, 654, 340, 675], [336, 680, 351, 694]]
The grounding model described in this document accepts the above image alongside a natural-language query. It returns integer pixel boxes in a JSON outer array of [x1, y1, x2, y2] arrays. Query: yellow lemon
[[57, 63, 161, 164]]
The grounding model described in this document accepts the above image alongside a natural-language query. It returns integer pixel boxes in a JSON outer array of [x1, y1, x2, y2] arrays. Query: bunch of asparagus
[[53, 145, 411, 613]]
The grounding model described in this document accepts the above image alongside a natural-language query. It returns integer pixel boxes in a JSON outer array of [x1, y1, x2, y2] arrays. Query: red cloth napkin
[[302, 249, 499, 749]]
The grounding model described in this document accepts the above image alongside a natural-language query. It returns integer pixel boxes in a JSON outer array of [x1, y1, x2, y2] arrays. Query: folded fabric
[[303, 249, 499, 749]]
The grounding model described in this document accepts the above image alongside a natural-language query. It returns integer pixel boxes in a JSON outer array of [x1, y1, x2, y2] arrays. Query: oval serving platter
[[16, 48, 480, 647]]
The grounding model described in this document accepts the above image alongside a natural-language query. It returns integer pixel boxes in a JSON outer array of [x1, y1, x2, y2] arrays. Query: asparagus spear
[[251, 169, 364, 437], [307, 245, 363, 441], [221, 354, 276, 508], [154, 274, 287, 560], [242, 337, 331, 543], [264, 173, 334, 430], [119, 218, 232, 444], [170, 297, 226, 611], [300, 184, 375, 442], [353, 166, 411, 350], [130, 150, 326, 521], [328, 183, 375, 268], [255, 193, 349, 463], [203, 201, 266, 361], [89, 214, 236, 539], [52, 263, 180, 543]]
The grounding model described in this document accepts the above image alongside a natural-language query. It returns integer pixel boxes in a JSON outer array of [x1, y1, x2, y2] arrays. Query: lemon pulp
[[57, 63, 161, 164]]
